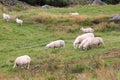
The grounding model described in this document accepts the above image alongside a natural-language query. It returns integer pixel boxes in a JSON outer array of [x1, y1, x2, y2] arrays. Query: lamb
[[3, 13, 11, 22], [16, 18, 23, 26], [70, 12, 79, 16], [45, 40, 65, 49], [79, 37, 104, 50], [80, 27, 94, 33], [13, 55, 31, 69], [73, 33, 94, 49]]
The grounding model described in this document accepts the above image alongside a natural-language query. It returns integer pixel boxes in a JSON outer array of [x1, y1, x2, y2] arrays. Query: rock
[[41, 4, 52, 9], [108, 14, 120, 22], [92, 0, 107, 5]]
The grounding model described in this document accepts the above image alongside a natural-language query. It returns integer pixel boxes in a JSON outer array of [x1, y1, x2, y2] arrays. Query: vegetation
[[0, 4, 120, 80], [18, 0, 120, 6]]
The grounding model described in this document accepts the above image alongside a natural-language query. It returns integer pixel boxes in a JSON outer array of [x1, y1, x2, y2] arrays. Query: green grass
[[0, 4, 120, 80], [24, 4, 120, 15]]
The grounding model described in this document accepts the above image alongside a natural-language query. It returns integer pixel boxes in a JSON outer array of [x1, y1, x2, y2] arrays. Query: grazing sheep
[[93, 37, 104, 47], [73, 33, 94, 49], [16, 18, 23, 26], [13, 55, 31, 69], [45, 40, 65, 49], [80, 27, 94, 33], [70, 12, 79, 16], [3, 13, 11, 22], [79, 37, 93, 50], [79, 37, 104, 50]]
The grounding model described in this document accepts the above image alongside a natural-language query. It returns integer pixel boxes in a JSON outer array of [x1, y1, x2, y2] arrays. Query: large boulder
[[92, 0, 107, 5], [41, 4, 52, 9], [108, 14, 120, 22]]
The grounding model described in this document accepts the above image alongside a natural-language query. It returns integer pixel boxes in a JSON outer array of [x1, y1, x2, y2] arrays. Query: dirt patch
[[100, 48, 120, 58]]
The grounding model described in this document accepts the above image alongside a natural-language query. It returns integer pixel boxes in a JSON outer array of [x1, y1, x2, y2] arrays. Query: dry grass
[[94, 22, 118, 32], [95, 68, 116, 80], [0, 3, 8, 13]]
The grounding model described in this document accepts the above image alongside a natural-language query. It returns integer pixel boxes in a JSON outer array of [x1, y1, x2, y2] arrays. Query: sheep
[[73, 33, 94, 49], [70, 12, 79, 16], [16, 18, 23, 26], [80, 27, 94, 33], [79, 37, 93, 50], [78, 37, 90, 50], [13, 55, 31, 69], [45, 40, 65, 49], [3, 13, 11, 22], [79, 37, 104, 50], [93, 37, 104, 47]]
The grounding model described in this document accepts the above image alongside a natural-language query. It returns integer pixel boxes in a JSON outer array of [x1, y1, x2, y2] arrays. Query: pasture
[[0, 4, 120, 80]]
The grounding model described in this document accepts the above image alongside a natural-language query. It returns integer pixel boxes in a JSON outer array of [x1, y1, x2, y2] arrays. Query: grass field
[[0, 4, 120, 80]]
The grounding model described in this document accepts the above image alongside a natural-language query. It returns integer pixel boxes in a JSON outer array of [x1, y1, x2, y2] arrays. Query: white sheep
[[80, 27, 94, 33], [70, 12, 79, 16], [73, 33, 94, 49], [79, 37, 93, 50], [93, 37, 104, 47], [45, 40, 65, 49], [79, 37, 104, 50], [13, 55, 31, 69], [16, 18, 23, 26], [3, 13, 11, 22]]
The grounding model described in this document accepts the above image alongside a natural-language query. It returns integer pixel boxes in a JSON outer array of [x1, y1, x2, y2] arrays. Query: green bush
[[103, 0, 120, 4]]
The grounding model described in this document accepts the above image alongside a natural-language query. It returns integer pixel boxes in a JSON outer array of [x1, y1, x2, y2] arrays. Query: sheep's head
[[80, 27, 83, 30], [44, 46, 48, 50], [16, 18, 18, 20], [3, 13, 6, 15]]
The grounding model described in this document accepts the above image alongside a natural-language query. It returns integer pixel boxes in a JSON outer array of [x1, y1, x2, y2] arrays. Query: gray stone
[[41, 4, 52, 9], [108, 14, 120, 22], [92, 0, 107, 5]]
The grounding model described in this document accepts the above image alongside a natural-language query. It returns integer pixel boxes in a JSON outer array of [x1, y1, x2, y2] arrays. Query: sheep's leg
[[20, 23, 22, 26], [79, 45, 83, 50], [80, 47, 84, 50], [87, 46, 91, 50], [27, 63, 30, 69], [78, 44, 81, 49]]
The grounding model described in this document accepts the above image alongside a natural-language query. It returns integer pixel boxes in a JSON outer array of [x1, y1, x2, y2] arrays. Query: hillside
[[0, 4, 120, 80]]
